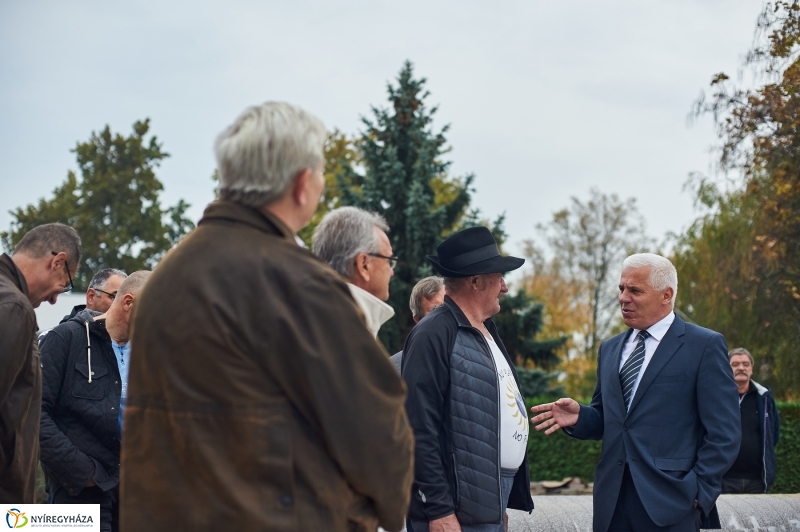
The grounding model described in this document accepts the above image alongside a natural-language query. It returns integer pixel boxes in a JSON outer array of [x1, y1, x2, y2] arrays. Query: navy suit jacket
[[569, 314, 740, 531]]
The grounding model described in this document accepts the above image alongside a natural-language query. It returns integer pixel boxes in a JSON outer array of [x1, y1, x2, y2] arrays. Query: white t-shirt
[[486, 336, 528, 469]]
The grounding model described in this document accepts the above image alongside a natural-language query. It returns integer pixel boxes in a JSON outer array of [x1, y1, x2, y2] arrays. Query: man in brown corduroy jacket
[[0, 223, 81, 503], [120, 102, 414, 532]]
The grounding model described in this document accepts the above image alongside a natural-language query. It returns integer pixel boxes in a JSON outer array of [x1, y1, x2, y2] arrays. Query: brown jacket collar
[[0, 253, 30, 300], [198, 201, 296, 243]]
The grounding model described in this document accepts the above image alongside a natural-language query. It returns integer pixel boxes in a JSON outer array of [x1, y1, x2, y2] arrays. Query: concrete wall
[[506, 494, 800, 531]]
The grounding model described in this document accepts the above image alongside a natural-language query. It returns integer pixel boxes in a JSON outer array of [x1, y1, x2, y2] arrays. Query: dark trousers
[[50, 483, 118, 532], [608, 467, 700, 532], [721, 477, 766, 494]]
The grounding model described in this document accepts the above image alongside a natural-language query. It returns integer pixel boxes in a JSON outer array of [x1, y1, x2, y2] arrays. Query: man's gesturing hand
[[530, 398, 580, 435], [430, 514, 461, 532]]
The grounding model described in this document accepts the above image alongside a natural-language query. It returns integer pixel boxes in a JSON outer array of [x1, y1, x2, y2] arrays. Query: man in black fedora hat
[[402, 226, 534, 532]]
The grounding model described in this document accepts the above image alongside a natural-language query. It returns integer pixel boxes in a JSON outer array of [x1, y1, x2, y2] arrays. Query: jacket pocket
[[73, 363, 109, 400], [654, 457, 695, 472]]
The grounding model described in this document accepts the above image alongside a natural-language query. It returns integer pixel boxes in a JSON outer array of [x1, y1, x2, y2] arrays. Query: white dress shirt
[[347, 283, 395, 338], [618, 311, 675, 409]]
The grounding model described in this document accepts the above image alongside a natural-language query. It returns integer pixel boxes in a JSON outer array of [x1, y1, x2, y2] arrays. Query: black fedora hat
[[427, 226, 525, 277]]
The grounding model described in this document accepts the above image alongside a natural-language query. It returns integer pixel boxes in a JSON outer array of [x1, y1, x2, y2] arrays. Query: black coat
[[402, 296, 534, 524], [39, 309, 122, 499]]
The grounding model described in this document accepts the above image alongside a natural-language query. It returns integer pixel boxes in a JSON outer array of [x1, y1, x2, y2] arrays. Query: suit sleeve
[[264, 274, 414, 532], [694, 332, 741, 514], [39, 328, 105, 494], [402, 318, 456, 521], [568, 343, 606, 441]]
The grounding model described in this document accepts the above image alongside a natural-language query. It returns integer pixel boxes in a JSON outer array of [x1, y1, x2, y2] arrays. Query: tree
[[1, 120, 194, 290], [529, 188, 651, 360], [680, 0, 800, 397], [493, 289, 567, 369], [297, 130, 361, 245], [337, 61, 472, 351]]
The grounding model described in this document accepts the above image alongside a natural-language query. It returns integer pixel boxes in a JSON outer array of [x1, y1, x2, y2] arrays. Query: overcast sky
[[0, 0, 762, 262]]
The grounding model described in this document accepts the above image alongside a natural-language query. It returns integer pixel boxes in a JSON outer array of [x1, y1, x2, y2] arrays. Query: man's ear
[[86, 289, 96, 307], [663, 287, 675, 306], [353, 254, 371, 283], [469, 275, 482, 291], [291, 168, 313, 207], [49, 251, 67, 273], [122, 294, 135, 311]]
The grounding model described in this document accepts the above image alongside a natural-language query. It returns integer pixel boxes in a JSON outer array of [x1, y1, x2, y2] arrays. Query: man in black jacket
[[403, 227, 534, 532], [39, 271, 151, 532], [722, 347, 780, 493], [59, 268, 127, 324]]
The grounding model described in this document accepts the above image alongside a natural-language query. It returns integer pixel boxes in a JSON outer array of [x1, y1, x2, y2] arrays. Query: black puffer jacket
[[402, 296, 534, 524], [39, 309, 122, 497]]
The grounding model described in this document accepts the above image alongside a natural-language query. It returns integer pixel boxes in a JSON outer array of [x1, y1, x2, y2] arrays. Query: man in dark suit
[[530, 253, 740, 532]]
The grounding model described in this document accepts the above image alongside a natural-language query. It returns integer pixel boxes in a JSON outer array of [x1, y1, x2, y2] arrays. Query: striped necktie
[[620, 330, 650, 409]]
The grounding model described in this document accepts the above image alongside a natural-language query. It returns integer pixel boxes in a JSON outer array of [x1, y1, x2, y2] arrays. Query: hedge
[[526, 399, 800, 493]]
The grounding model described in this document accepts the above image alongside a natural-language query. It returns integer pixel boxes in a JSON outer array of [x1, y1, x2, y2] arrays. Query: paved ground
[[500, 494, 800, 532]]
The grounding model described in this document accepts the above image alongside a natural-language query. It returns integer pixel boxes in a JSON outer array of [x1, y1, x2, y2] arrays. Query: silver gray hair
[[88, 268, 128, 291], [622, 253, 678, 308], [410, 276, 444, 318], [729, 347, 754, 366], [215, 102, 327, 208], [312, 206, 389, 279]]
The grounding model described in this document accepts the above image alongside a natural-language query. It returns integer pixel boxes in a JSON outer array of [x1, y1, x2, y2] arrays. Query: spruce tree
[[339, 61, 472, 351]]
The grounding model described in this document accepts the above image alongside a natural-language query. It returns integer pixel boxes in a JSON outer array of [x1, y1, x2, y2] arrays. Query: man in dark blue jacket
[[531, 253, 740, 532], [403, 227, 534, 532], [722, 347, 780, 493], [39, 271, 150, 532]]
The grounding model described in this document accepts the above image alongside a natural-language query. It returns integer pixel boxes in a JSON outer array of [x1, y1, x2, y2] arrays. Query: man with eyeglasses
[[39, 270, 151, 532], [0, 223, 81, 503], [313, 206, 397, 338], [58, 268, 128, 324]]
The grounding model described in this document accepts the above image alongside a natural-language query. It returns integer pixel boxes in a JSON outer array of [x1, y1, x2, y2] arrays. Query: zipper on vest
[[474, 328, 503, 523]]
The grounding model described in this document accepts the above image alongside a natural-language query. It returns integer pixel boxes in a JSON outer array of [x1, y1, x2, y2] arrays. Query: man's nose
[[500, 278, 508, 293]]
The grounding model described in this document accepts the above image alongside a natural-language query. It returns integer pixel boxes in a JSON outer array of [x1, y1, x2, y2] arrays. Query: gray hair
[[622, 253, 678, 308], [14, 223, 82, 271], [215, 102, 327, 208], [116, 270, 152, 298], [410, 276, 444, 318], [729, 347, 754, 366], [312, 206, 389, 279], [88, 268, 128, 291]]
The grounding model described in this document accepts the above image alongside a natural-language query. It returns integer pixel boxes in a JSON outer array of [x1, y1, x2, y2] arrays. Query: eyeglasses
[[51, 251, 74, 293], [367, 253, 398, 270], [93, 288, 117, 300]]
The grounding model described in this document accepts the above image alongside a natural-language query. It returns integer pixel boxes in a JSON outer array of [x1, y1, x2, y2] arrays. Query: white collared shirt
[[618, 311, 675, 408], [347, 283, 395, 338]]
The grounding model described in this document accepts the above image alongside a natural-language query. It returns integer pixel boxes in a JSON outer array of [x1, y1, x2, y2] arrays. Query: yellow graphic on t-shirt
[[506, 380, 528, 427]]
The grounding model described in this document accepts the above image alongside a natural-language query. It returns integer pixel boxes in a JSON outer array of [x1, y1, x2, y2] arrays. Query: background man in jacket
[[0, 223, 81, 503], [39, 270, 151, 531], [312, 206, 396, 338], [121, 102, 414, 532], [722, 347, 780, 494], [403, 226, 534, 532], [58, 268, 127, 324], [531, 253, 740, 532], [390, 276, 444, 373]]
